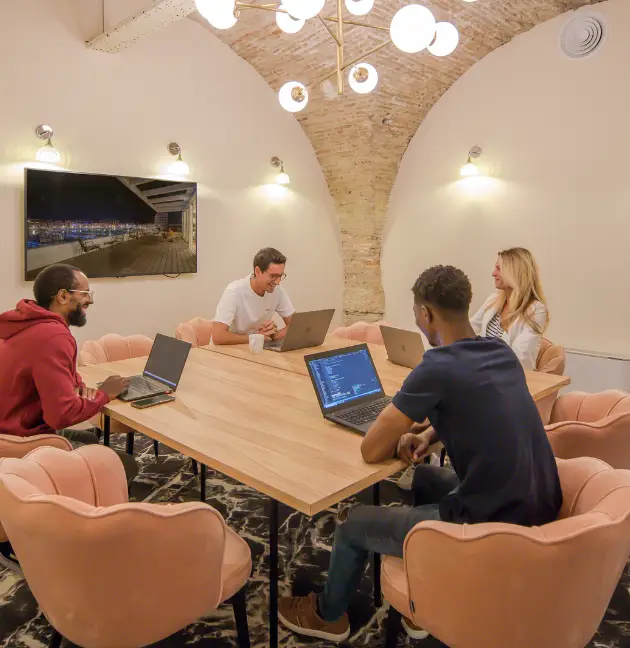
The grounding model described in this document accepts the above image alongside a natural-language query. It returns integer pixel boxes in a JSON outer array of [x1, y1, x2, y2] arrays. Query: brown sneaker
[[402, 616, 429, 639], [278, 592, 350, 642]]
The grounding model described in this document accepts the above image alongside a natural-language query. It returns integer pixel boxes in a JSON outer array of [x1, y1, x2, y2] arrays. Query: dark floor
[[1, 436, 629, 648], [26, 235, 196, 279]]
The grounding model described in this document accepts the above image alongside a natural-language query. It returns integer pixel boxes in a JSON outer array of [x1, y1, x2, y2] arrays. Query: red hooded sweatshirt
[[0, 300, 109, 436]]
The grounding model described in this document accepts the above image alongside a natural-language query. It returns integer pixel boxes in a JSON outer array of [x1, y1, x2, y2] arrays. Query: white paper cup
[[249, 333, 264, 354]]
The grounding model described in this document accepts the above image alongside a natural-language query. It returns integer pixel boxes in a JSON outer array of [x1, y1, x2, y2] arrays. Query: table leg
[[373, 481, 382, 607], [126, 432, 134, 455], [269, 497, 279, 648], [200, 464, 207, 502], [103, 415, 110, 447]]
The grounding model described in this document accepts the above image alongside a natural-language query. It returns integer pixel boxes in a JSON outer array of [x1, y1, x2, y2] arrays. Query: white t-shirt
[[214, 275, 295, 335]]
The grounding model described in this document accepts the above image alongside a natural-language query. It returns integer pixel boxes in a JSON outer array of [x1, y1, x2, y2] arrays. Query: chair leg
[[230, 586, 251, 648], [440, 447, 446, 467], [384, 605, 401, 648], [153, 440, 159, 459], [49, 629, 63, 648], [191, 459, 199, 476]]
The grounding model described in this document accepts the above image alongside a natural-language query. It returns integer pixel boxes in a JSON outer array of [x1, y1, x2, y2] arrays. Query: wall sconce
[[35, 125, 61, 164], [271, 156, 290, 185], [167, 142, 190, 176], [460, 146, 481, 177]]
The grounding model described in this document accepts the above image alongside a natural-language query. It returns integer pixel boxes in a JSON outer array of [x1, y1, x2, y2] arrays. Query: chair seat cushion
[[381, 556, 412, 618], [220, 527, 252, 601]]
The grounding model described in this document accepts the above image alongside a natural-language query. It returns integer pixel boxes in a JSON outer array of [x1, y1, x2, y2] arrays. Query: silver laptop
[[264, 309, 335, 353], [380, 325, 425, 369], [305, 344, 391, 435]]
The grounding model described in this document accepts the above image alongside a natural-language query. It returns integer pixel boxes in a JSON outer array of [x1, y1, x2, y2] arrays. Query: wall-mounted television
[[24, 168, 198, 280]]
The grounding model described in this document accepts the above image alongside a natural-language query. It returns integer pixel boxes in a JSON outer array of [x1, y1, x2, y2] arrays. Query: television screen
[[24, 168, 198, 280]]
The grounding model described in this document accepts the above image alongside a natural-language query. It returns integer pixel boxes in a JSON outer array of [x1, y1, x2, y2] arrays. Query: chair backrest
[[175, 317, 214, 348], [551, 390, 630, 424], [0, 446, 228, 648], [536, 337, 566, 375], [403, 457, 630, 648], [0, 434, 72, 542], [330, 321, 390, 345], [79, 334, 153, 366]]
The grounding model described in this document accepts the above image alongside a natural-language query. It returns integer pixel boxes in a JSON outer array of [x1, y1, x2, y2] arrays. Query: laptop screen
[[307, 347, 383, 410], [143, 334, 191, 389]]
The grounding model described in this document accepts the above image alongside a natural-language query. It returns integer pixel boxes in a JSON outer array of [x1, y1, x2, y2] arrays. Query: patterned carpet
[[1, 435, 629, 648]]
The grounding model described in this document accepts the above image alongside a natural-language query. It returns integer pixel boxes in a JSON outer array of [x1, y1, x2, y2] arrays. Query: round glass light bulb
[[278, 81, 308, 112], [282, 0, 325, 20], [460, 162, 478, 177], [348, 63, 378, 94], [427, 22, 459, 56], [275, 171, 291, 185], [195, 0, 237, 29], [390, 4, 436, 54], [169, 158, 190, 176], [344, 0, 374, 16], [36, 143, 60, 164], [276, 6, 305, 33]]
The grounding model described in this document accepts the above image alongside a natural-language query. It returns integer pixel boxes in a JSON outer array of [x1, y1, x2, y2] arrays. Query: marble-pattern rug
[[1, 436, 629, 648]]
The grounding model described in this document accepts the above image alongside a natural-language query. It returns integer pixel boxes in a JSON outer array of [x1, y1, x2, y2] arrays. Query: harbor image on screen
[[25, 168, 198, 280]]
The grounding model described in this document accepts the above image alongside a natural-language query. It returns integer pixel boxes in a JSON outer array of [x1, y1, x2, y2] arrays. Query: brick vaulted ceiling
[[176, 0, 595, 320]]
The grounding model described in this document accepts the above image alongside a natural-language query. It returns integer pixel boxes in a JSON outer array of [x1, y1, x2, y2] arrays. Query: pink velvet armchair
[[0, 445, 252, 648], [546, 390, 630, 469], [78, 334, 159, 460], [175, 317, 214, 347], [382, 457, 630, 648], [331, 321, 390, 345], [536, 338, 566, 375]]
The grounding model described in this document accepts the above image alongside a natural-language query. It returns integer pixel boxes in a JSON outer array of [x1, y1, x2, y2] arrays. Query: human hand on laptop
[[258, 320, 278, 340], [98, 375, 131, 399]]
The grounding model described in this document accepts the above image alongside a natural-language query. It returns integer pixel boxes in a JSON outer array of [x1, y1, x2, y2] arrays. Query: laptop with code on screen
[[304, 343, 392, 435]]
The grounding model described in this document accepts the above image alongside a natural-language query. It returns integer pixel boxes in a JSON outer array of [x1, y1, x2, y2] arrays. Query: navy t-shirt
[[392, 337, 562, 526]]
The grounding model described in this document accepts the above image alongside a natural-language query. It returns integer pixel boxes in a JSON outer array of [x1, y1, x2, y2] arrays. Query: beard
[[68, 303, 87, 327]]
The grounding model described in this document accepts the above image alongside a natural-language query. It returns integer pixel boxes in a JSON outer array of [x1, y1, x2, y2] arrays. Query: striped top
[[486, 312, 504, 339]]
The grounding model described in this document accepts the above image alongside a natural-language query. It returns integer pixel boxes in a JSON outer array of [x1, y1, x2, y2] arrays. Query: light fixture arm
[[317, 14, 341, 45]]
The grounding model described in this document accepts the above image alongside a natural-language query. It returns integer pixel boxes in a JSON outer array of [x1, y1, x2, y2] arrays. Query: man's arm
[[32, 335, 110, 430], [211, 322, 250, 346], [361, 403, 414, 463]]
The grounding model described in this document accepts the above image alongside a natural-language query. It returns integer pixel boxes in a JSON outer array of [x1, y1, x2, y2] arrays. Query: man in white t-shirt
[[212, 247, 295, 345]]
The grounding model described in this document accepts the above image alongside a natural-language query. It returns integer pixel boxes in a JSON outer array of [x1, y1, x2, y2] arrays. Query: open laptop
[[117, 334, 192, 402], [380, 325, 425, 369], [264, 309, 335, 353], [304, 344, 391, 435]]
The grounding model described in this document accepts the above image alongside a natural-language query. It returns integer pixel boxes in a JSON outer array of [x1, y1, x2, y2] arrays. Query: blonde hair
[[490, 247, 548, 333]]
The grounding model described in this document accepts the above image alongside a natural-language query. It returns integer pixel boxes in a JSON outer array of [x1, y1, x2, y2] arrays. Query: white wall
[[0, 0, 343, 345], [383, 0, 629, 357]]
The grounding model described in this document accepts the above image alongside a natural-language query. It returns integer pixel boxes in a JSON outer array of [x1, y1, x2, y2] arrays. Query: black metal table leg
[[269, 497, 279, 648], [200, 464, 207, 502], [103, 415, 110, 447], [373, 481, 382, 607], [126, 432, 134, 455]]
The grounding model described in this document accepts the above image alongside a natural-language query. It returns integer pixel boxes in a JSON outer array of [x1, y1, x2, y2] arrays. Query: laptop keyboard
[[336, 397, 391, 426], [128, 376, 163, 395]]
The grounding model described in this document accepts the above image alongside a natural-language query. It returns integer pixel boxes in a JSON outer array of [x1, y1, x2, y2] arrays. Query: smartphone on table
[[131, 394, 175, 409]]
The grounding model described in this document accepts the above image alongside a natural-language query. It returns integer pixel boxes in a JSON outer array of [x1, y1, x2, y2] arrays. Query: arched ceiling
[[191, 0, 597, 321]]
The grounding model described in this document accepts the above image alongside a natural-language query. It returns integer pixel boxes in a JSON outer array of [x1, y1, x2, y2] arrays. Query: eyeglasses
[[68, 289, 95, 300], [266, 272, 287, 282]]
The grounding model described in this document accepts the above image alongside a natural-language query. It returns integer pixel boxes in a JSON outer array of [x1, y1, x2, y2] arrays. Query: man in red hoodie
[[0, 263, 138, 465]]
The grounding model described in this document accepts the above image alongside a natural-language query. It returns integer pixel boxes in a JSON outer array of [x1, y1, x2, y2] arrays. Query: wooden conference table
[[81, 337, 570, 647]]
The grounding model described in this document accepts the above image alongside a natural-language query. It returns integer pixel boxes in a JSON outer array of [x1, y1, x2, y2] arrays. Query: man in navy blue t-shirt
[[278, 265, 562, 643]]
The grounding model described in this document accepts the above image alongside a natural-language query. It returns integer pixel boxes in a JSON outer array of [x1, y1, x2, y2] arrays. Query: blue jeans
[[318, 464, 460, 622]]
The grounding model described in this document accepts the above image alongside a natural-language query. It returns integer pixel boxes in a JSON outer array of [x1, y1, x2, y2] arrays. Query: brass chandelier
[[196, 0, 465, 112]]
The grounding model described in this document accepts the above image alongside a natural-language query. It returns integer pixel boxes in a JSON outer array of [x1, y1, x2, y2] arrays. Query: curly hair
[[412, 265, 472, 313]]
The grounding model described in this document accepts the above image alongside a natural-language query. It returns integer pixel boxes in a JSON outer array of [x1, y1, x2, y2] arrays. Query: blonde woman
[[470, 247, 548, 371]]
